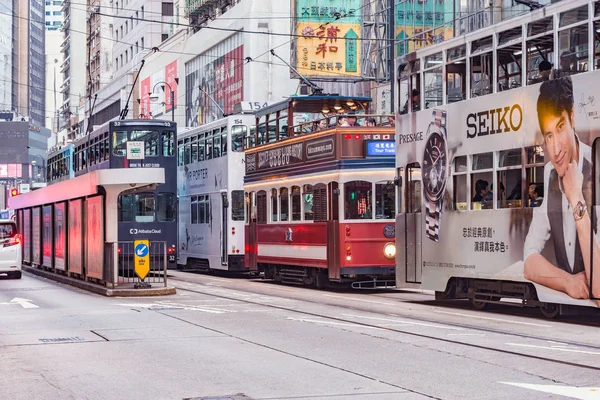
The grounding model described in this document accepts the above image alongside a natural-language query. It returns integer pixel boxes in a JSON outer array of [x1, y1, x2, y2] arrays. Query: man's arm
[[524, 254, 589, 299]]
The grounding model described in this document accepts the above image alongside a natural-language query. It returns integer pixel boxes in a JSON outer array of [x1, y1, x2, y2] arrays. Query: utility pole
[[388, 0, 395, 112]]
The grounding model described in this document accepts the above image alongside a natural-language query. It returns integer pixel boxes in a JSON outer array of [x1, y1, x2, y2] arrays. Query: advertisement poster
[[293, 0, 362, 79], [32, 207, 41, 266], [185, 34, 244, 127], [396, 72, 600, 307], [42, 205, 53, 268], [165, 60, 178, 112], [68, 199, 83, 275], [23, 209, 31, 263], [54, 202, 66, 271], [85, 196, 104, 280], [139, 77, 151, 119]]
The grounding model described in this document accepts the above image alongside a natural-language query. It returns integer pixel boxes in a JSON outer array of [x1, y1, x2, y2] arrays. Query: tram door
[[221, 191, 228, 265], [400, 163, 423, 285]]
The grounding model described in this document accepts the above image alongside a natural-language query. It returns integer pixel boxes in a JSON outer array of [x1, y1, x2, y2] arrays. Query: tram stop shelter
[[8, 168, 176, 296]]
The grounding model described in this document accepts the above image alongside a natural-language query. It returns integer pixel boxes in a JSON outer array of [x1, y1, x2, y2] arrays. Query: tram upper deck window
[[424, 52, 443, 109], [558, 25, 588, 78], [131, 130, 159, 156], [205, 135, 213, 161], [162, 131, 175, 157], [231, 125, 246, 152], [213, 132, 221, 158], [526, 17, 554, 85], [446, 45, 466, 104], [497, 27, 523, 92], [344, 181, 372, 220], [470, 36, 493, 97], [112, 131, 128, 156]]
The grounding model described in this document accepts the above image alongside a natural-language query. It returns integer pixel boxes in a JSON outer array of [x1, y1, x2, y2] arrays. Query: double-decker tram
[[176, 114, 254, 273], [244, 95, 397, 288], [395, 0, 600, 317]]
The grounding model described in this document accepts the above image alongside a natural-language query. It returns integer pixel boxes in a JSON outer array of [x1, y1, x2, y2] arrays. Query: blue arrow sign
[[135, 243, 149, 257]]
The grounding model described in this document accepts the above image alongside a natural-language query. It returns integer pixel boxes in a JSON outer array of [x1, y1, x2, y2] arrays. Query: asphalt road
[[0, 271, 599, 400]]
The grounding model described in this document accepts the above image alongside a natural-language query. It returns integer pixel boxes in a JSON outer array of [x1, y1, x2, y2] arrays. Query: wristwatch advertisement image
[[422, 109, 448, 242]]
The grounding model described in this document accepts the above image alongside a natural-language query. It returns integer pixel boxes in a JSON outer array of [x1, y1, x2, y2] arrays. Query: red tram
[[243, 96, 397, 288]]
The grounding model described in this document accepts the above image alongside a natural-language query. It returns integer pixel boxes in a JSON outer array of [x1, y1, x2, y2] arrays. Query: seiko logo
[[398, 131, 423, 144], [466, 104, 523, 138]]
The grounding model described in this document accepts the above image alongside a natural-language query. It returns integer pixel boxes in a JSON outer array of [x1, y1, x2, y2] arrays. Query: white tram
[[395, 0, 600, 317], [177, 114, 255, 272]]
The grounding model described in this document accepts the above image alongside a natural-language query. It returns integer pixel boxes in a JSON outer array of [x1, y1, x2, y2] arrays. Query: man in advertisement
[[524, 77, 600, 304]]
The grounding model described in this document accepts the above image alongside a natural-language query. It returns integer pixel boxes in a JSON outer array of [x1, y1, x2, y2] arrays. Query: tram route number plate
[[127, 141, 145, 160]]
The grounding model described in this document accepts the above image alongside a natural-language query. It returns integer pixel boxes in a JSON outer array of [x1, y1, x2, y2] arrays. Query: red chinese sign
[[140, 77, 151, 119], [165, 60, 177, 112]]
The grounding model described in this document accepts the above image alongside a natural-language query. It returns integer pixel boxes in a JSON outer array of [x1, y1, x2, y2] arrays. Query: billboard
[[139, 60, 178, 119], [140, 76, 151, 119], [165, 60, 178, 112], [185, 34, 244, 127], [54, 203, 66, 271], [395, 0, 454, 56], [32, 207, 41, 265], [85, 196, 104, 280], [292, 0, 362, 80], [42, 205, 53, 268], [396, 73, 600, 307], [68, 199, 83, 275]]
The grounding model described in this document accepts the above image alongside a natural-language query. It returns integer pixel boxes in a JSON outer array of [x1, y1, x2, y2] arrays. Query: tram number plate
[[168, 255, 175, 262]]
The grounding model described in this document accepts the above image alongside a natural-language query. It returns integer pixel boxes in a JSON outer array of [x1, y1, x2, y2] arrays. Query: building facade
[[0, 1, 12, 114], [45, 0, 64, 133]]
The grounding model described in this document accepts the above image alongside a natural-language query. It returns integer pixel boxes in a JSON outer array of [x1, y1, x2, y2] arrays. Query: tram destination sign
[[246, 142, 304, 173]]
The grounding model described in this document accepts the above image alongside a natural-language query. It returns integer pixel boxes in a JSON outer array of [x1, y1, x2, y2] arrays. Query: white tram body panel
[[177, 115, 253, 271], [395, 0, 600, 310]]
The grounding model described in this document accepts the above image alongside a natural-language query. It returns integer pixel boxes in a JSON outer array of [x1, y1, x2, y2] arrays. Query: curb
[[23, 266, 176, 297]]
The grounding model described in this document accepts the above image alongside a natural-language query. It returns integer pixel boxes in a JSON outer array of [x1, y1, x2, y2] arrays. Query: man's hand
[[562, 161, 584, 207], [565, 272, 590, 299]]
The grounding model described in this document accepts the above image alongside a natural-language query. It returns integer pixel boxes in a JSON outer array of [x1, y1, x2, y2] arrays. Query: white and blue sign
[[366, 141, 396, 156], [135, 243, 149, 257]]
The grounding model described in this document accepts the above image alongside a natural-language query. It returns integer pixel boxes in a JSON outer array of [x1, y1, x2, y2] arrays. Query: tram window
[[559, 5, 588, 28], [454, 174, 467, 211], [470, 52, 493, 97], [184, 140, 191, 165], [191, 196, 198, 224], [525, 145, 545, 208], [231, 125, 246, 152], [205, 136, 213, 160], [134, 193, 155, 222], [446, 60, 466, 104], [231, 190, 245, 221], [375, 182, 395, 219], [271, 189, 278, 222], [471, 153, 493, 210], [118, 194, 133, 222], [526, 35, 553, 85], [303, 185, 313, 221], [344, 181, 372, 220], [497, 46, 522, 92], [198, 196, 206, 224], [398, 76, 409, 114], [424, 53, 443, 109], [406, 164, 421, 214], [558, 25, 588, 78], [280, 188, 289, 221], [112, 131, 128, 156], [256, 191, 267, 224], [213, 135, 221, 158], [312, 184, 327, 221], [162, 131, 175, 157], [177, 142, 184, 166], [221, 127, 227, 156], [198, 139, 205, 162], [595, 22, 600, 70], [157, 193, 176, 222], [191, 140, 198, 163], [289, 186, 300, 221], [131, 130, 159, 157]]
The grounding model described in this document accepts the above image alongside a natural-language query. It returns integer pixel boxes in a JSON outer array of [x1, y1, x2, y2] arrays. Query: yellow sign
[[134, 240, 150, 280], [296, 22, 362, 78]]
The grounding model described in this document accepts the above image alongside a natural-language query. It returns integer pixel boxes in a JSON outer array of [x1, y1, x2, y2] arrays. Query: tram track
[[168, 278, 600, 372]]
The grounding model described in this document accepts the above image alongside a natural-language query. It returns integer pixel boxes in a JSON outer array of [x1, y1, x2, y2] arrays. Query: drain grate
[[184, 395, 254, 400]]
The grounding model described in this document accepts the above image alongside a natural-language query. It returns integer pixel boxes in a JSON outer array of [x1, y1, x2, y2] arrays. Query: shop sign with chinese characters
[[293, 0, 362, 79]]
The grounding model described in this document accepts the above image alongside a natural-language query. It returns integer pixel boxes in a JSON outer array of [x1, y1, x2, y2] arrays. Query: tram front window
[[134, 193, 155, 222], [157, 193, 176, 222], [344, 181, 372, 220], [375, 182, 395, 219], [231, 125, 246, 152]]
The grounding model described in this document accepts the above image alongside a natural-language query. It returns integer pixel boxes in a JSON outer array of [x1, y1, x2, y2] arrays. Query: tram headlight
[[383, 242, 396, 259]]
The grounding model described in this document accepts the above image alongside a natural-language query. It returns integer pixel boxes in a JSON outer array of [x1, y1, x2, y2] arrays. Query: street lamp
[[30, 155, 46, 183], [149, 80, 178, 122]]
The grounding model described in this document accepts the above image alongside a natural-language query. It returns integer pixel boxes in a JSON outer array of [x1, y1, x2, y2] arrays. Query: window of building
[[46, 11, 50, 15], [375, 182, 395, 219], [231, 190, 245, 221], [271, 189, 278, 222], [344, 181, 372, 220], [157, 193, 176, 221], [291, 186, 301, 221], [162, 2, 174, 16], [141, 37, 145, 49], [141, 6, 144, 19], [53, 11, 60, 15], [280, 188, 289, 221]]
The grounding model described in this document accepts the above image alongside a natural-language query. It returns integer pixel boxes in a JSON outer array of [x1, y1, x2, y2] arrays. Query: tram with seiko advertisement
[[177, 114, 255, 272], [394, 0, 600, 317], [45, 120, 179, 265], [244, 95, 397, 288]]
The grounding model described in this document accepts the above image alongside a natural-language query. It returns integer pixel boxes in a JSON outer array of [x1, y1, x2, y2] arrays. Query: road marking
[[500, 382, 600, 400], [0, 298, 39, 308], [435, 310, 552, 328], [447, 334, 486, 337], [323, 294, 396, 306], [286, 317, 383, 330], [505, 343, 600, 356], [341, 314, 464, 330]]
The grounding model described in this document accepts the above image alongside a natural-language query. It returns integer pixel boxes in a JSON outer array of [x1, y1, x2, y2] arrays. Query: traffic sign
[[133, 240, 150, 280]]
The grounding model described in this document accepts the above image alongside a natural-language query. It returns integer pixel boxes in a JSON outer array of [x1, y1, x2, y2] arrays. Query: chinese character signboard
[[293, 0, 362, 80], [140, 77, 151, 119], [395, 0, 454, 56], [165, 60, 178, 112]]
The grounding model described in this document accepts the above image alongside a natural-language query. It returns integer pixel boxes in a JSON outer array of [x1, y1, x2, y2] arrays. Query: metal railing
[[106, 241, 168, 288]]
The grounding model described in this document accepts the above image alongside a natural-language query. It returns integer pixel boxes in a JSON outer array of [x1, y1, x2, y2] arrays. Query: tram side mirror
[[224, 199, 229, 208], [394, 176, 402, 187]]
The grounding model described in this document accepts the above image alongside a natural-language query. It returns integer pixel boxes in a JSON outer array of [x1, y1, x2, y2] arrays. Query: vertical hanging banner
[[292, 0, 363, 80], [164, 60, 178, 112], [140, 77, 151, 119]]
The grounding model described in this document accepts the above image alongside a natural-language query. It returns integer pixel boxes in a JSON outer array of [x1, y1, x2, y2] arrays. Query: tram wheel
[[470, 297, 489, 310], [539, 303, 560, 319]]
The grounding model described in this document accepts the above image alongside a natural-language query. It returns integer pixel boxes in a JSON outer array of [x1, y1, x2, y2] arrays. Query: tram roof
[[254, 95, 372, 118]]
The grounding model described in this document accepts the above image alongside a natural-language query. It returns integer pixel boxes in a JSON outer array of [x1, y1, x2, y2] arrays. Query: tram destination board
[[245, 135, 336, 174]]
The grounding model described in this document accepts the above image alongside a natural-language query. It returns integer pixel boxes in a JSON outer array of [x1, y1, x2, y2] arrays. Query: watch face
[[423, 130, 447, 201]]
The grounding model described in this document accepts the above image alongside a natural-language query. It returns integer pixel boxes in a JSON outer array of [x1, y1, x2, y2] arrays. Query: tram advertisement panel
[[397, 72, 600, 307], [23, 209, 31, 263], [85, 196, 104, 280], [42, 205, 53, 268], [32, 207, 41, 266], [68, 199, 83, 275], [54, 202, 66, 271]]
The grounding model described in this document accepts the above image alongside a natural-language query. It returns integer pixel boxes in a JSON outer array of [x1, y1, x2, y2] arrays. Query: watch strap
[[425, 198, 442, 242]]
